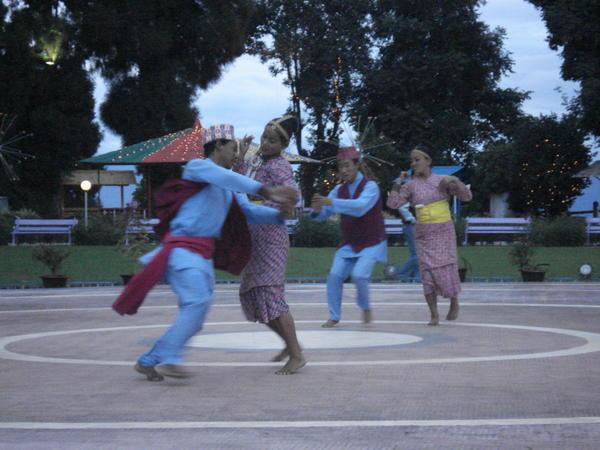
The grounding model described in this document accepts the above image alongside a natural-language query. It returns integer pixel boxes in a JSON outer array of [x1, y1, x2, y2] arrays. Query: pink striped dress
[[235, 156, 297, 323], [387, 174, 472, 298]]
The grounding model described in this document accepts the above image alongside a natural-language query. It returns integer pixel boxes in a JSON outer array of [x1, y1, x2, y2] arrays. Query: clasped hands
[[258, 185, 298, 220], [311, 194, 332, 213]]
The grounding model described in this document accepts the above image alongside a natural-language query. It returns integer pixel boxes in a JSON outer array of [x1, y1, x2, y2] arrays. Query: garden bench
[[384, 218, 404, 236], [586, 217, 600, 244], [11, 218, 78, 245], [463, 217, 530, 245], [124, 218, 159, 245]]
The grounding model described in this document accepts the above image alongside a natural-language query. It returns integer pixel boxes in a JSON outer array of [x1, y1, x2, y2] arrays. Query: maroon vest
[[338, 175, 386, 252]]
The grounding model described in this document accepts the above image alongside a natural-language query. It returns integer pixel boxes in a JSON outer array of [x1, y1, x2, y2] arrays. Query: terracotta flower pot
[[40, 275, 68, 288], [121, 274, 134, 285], [520, 269, 546, 282]]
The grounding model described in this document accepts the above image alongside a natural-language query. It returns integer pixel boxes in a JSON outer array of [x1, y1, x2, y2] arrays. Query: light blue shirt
[[141, 158, 283, 271], [310, 172, 387, 264]]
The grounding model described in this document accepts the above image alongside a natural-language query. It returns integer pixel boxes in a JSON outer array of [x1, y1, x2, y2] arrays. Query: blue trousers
[[397, 224, 421, 282], [138, 265, 213, 366], [326, 255, 377, 321]]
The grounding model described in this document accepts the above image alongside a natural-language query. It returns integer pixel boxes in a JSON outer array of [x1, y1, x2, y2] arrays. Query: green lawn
[[0, 245, 598, 286]]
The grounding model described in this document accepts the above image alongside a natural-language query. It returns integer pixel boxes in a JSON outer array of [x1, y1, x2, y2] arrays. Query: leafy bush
[[530, 216, 587, 247], [508, 239, 548, 271], [454, 217, 466, 247], [293, 216, 341, 247], [0, 209, 44, 245], [0, 213, 14, 245], [32, 244, 70, 275], [73, 215, 122, 245]]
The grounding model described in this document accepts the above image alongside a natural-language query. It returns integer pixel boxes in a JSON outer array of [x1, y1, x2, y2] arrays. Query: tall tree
[[0, 3, 100, 215], [64, 0, 257, 205], [354, 0, 527, 166], [248, 0, 372, 201], [507, 114, 590, 217], [473, 114, 590, 217], [528, 0, 600, 138]]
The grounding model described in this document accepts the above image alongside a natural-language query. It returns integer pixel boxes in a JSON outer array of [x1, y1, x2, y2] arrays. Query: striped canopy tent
[[80, 119, 204, 215], [80, 118, 205, 166]]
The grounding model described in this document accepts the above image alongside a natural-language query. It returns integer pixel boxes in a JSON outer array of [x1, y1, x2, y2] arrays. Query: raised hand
[[238, 135, 254, 161]]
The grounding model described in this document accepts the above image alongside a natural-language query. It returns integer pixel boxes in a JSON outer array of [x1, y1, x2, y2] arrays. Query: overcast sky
[[96, 0, 583, 207]]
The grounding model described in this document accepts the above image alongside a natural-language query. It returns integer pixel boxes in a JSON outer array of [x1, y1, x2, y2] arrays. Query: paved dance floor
[[1, 283, 600, 449]]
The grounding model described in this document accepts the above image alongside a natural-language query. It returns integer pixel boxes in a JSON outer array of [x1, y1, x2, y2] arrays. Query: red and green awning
[[80, 119, 204, 165]]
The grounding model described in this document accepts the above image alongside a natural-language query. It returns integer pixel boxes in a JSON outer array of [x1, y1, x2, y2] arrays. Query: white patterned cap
[[202, 124, 235, 146]]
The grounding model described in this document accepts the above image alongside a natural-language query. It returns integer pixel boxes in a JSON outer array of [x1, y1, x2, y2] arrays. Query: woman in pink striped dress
[[235, 115, 305, 374], [387, 145, 472, 325]]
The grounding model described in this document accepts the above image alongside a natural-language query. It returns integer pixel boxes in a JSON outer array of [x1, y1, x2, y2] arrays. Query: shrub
[[454, 217, 466, 246], [73, 215, 122, 245], [530, 216, 587, 247], [0, 209, 45, 245], [32, 244, 70, 275], [0, 213, 14, 245], [293, 216, 341, 247]]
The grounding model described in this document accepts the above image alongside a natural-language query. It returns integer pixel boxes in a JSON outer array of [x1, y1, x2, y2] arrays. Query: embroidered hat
[[202, 124, 235, 146], [336, 146, 361, 161]]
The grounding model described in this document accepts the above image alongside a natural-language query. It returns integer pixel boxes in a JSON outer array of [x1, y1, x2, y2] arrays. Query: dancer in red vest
[[310, 146, 387, 327]]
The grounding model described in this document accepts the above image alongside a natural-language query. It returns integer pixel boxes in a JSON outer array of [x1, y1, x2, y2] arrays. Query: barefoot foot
[[157, 364, 190, 379], [134, 363, 164, 382], [271, 347, 290, 362], [446, 304, 459, 321], [321, 319, 339, 328], [362, 309, 372, 324], [275, 356, 307, 375], [428, 315, 440, 326]]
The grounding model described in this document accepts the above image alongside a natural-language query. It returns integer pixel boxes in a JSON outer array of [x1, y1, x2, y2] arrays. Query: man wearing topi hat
[[310, 145, 387, 328], [113, 124, 298, 381]]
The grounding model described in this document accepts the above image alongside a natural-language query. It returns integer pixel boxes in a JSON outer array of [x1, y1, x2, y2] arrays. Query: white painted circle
[[1, 320, 600, 367], [188, 330, 422, 350]]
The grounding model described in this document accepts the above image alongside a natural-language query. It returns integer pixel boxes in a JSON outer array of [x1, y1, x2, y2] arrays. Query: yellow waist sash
[[415, 200, 451, 224]]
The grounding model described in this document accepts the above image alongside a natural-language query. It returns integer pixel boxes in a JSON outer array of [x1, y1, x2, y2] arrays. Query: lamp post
[[80, 180, 92, 228]]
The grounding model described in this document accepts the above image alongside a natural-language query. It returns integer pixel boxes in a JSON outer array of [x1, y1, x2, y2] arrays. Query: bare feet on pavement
[[157, 364, 190, 379], [363, 309, 372, 324], [446, 303, 459, 321], [275, 356, 307, 375], [428, 315, 440, 326], [321, 319, 339, 328], [134, 363, 164, 382]]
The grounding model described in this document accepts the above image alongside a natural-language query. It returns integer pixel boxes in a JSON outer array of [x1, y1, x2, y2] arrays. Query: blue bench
[[586, 217, 600, 244], [124, 218, 160, 245], [463, 217, 530, 245], [11, 218, 78, 245]]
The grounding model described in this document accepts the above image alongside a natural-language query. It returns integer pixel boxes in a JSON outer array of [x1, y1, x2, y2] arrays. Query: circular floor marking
[[188, 330, 422, 350], [1, 320, 600, 367]]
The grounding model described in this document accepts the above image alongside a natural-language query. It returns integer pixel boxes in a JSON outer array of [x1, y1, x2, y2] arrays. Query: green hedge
[[530, 216, 587, 247], [293, 216, 341, 247], [73, 215, 122, 245]]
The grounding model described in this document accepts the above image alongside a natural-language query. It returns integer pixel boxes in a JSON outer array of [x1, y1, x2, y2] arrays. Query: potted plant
[[117, 232, 152, 285], [458, 257, 472, 282], [508, 239, 549, 282], [32, 244, 70, 288]]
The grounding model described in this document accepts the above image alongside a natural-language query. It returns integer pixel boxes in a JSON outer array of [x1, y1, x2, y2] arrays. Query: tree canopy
[[528, 0, 600, 138], [0, 3, 100, 215]]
